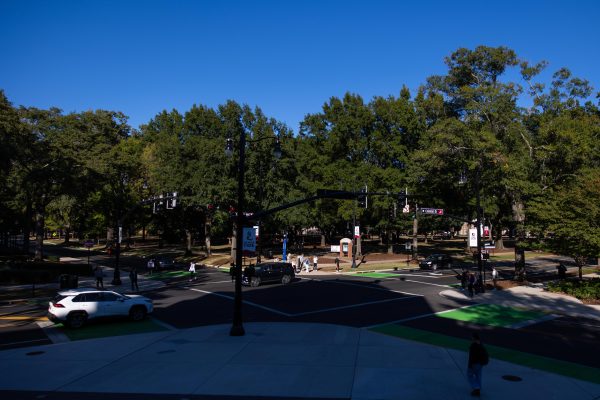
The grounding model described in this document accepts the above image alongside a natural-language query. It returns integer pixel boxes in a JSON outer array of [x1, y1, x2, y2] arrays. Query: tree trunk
[[23, 199, 32, 255], [494, 228, 504, 250], [387, 229, 393, 254], [34, 207, 45, 261], [205, 217, 212, 256], [106, 227, 114, 247], [185, 230, 192, 256], [575, 256, 585, 280], [412, 213, 418, 260], [320, 234, 326, 247], [63, 227, 71, 244]]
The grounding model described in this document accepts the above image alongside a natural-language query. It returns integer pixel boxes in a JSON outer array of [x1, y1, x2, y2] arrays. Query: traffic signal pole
[[475, 167, 485, 291]]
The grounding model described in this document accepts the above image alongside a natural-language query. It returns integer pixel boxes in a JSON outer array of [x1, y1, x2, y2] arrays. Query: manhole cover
[[26, 351, 45, 356], [502, 375, 523, 382]]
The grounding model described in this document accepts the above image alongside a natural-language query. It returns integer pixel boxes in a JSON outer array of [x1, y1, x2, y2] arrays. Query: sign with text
[[469, 228, 478, 247], [420, 208, 444, 215], [354, 226, 360, 238], [242, 227, 256, 254]]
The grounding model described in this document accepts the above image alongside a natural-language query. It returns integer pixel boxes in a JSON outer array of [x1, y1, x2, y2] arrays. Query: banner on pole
[[242, 227, 256, 255]]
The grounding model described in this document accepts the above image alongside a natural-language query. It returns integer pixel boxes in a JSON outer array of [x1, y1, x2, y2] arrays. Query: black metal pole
[[352, 195, 357, 268], [112, 221, 122, 285], [230, 130, 246, 336], [476, 167, 484, 292]]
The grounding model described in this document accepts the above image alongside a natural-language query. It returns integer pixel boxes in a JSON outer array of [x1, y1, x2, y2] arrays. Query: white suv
[[48, 289, 153, 328]]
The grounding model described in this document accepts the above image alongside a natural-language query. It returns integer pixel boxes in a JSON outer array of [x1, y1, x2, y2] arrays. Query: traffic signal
[[357, 187, 368, 208], [397, 190, 406, 203]]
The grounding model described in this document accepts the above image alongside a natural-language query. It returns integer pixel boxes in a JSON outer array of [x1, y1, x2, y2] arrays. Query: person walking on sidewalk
[[94, 265, 104, 289], [491, 267, 498, 289], [129, 267, 139, 291], [313, 255, 318, 272], [467, 273, 475, 298], [147, 258, 155, 276], [189, 261, 196, 281], [335, 256, 340, 273], [467, 332, 489, 397]]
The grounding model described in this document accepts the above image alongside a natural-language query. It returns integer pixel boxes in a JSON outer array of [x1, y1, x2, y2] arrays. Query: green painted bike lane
[[370, 303, 600, 384]]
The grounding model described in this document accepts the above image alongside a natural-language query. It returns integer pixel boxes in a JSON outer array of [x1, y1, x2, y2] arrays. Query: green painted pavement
[[56, 318, 168, 341], [148, 270, 189, 280], [370, 324, 600, 384], [437, 304, 548, 328]]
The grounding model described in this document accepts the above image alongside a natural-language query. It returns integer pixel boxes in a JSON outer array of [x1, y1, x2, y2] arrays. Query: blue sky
[[1, 0, 599, 133]]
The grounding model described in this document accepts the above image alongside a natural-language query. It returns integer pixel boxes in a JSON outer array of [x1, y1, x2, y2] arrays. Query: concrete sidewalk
[[0, 322, 598, 399]]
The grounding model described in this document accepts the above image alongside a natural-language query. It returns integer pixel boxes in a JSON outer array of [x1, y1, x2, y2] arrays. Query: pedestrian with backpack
[[467, 332, 489, 397]]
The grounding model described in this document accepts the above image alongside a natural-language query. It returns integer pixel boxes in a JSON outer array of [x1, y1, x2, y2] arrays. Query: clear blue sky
[[1, 0, 598, 133]]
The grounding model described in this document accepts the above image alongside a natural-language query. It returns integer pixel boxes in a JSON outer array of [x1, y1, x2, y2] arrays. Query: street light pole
[[230, 132, 247, 336], [475, 166, 484, 291], [226, 132, 281, 337]]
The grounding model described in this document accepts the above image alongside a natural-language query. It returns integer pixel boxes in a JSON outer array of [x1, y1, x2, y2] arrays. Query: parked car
[[242, 262, 295, 287], [156, 258, 175, 270], [48, 289, 153, 328], [419, 254, 453, 270]]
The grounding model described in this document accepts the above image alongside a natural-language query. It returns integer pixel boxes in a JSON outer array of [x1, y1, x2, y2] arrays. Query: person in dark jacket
[[467, 332, 489, 397], [129, 267, 139, 291]]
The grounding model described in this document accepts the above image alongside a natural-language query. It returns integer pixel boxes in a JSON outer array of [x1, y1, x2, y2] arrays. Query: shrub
[[547, 279, 600, 301]]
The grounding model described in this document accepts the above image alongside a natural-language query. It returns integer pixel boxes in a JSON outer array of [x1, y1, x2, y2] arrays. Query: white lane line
[[291, 296, 421, 317], [365, 304, 476, 329], [188, 288, 293, 317], [403, 279, 455, 288], [298, 277, 424, 297]]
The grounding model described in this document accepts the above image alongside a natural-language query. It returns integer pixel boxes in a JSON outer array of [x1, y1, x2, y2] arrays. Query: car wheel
[[281, 274, 292, 285], [432, 264, 437, 271], [67, 312, 87, 329], [129, 306, 147, 321], [250, 277, 261, 287]]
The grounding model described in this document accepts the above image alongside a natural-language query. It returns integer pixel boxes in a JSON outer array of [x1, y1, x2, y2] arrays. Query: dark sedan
[[242, 262, 295, 287], [419, 254, 453, 270]]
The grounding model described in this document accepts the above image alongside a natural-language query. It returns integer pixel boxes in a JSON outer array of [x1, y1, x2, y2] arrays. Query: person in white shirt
[[189, 261, 196, 281], [313, 255, 318, 272], [491, 267, 498, 289]]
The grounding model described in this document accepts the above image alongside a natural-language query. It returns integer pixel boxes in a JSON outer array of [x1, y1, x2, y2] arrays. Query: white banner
[[469, 228, 478, 247], [331, 245, 340, 253], [354, 226, 360, 238]]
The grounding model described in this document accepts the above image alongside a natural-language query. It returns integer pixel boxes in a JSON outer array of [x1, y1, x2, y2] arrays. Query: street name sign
[[419, 208, 444, 215]]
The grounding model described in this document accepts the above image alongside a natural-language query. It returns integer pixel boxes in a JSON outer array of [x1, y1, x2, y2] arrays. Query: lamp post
[[475, 166, 484, 291], [460, 165, 484, 291], [226, 132, 281, 337]]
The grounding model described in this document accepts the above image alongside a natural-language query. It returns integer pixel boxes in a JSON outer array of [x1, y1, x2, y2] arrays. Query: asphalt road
[[1, 247, 598, 372], [149, 268, 468, 329]]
